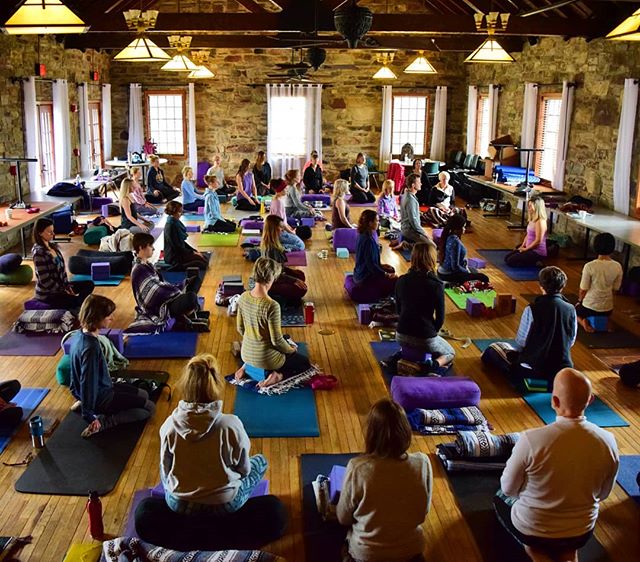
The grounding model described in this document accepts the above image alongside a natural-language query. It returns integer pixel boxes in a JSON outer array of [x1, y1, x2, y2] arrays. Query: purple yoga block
[[91, 197, 112, 210], [390, 376, 481, 411], [91, 262, 111, 281], [468, 257, 486, 269], [301, 217, 315, 228], [466, 297, 484, 317], [587, 316, 608, 332], [333, 228, 358, 253], [432, 228, 443, 244], [185, 224, 201, 232], [329, 465, 346, 504], [241, 220, 264, 231], [358, 304, 372, 325], [197, 206, 205, 215], [401, 346, 432, 363], [101, 204, 111, 217], [24, 298, 54, 311], [198, 296, 205, 308]]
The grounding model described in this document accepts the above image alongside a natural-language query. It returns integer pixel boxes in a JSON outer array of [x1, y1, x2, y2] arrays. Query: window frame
[[88, 100, 104, 170], [144, 89, 187, 159], [37, 101, 55, 187], [474, 94, 491, 157], [534, 92, 563, 180], [390, 93, 430, 158]]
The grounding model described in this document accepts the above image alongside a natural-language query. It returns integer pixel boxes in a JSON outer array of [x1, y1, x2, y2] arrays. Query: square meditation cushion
[[24, 298, 54, 311], [390, 376, 481, 411]]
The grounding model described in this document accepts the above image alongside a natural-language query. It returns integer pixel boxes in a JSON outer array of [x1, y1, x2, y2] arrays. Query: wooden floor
[[0, 201, 639, 562]]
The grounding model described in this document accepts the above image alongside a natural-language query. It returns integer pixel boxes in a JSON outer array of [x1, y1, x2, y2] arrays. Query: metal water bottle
[[29, 415, 44, 448], [87, 491, 104, 540]]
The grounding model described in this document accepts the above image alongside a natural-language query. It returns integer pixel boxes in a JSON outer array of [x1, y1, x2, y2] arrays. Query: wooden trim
[[36, 102, 55, 187], [474, 94, 489, 156], [534, 92, 562, 177], [88, 101, 104, 169], [390, 93, 430, 159], [144, 89, 187, 159]]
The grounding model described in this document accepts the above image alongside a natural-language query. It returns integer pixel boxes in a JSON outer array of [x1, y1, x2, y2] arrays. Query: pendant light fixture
[[161, 36, 198, 71], [404, 51, 437, 74], [606, 8, 640, 40], [113, 10, 170, 62], [188, 50, 216, 79], [2, 0, 89, 35], [465, 12, 514, 64], [372, 52, 397, 80]]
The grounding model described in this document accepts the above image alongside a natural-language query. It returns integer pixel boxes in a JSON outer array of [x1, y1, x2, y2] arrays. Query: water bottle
[[75, 174, 81, 186], [87, 491, 104, 539], [29, 415, 45, 448]]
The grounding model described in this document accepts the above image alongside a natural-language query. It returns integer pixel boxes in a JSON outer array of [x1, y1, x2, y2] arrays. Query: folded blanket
[[225, 365, 319, 396], [102, 536, 281, 561], [13, 309, 76, 334], [413, 423, 490, 435], [455, 430, 520, 458], [407, 406, 489, 428], [436, 443, 507, 472]]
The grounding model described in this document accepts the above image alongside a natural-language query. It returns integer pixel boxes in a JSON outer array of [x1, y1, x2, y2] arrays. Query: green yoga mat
[[197, 232, 240, 247], [71, 274, 125, 286], [445, 288, 497, 310]]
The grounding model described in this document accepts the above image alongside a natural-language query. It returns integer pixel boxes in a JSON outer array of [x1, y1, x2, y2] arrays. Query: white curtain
[[23, 77, 41, 192], [266, 84, 322, 178], [488, 84, 499, 140], [380, 85, 393, 167], [127, 83, 144, 156], [188, 82, 198, 171], [430, 86, 447, 161], [78, 82, 90, 173], [553, 81, 576, 190], [520, 82, 538, 167], [466, 86, 478, 154], [101, 84, 112, 161], [613, 78, 639, 214], [52, 79, 71, 181]]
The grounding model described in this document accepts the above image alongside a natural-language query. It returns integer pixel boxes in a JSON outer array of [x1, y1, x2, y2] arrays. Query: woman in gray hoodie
[[160, 353, 267, 514]]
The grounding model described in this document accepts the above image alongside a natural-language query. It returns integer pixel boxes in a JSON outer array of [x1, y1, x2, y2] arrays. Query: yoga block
[[198, 296, 205, 308], [245, 363, 267, 381], [466, 297, 484, 317], [301, 217, 315, 228], [333, 228, 358, 253], [587, 316, 608, 332], [336, 247, 349, 259], [432, 228, 443, 244], [197, 206, 205, 215], [101, 203, 111, 217], [390, 376, 481, 411], [91, 197, 112, 210], [358, 304, 372, 325], [494, 294, 515, 317], [24, 298, 53, 311], [329, 465, 346, 504], [401, 346, 432, 363], [468, 257, 486, 269], [185, 224, 201, 232], [91, 262, 111, 281]]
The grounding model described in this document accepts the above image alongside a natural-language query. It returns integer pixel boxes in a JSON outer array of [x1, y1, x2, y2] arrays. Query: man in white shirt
[[495, 368, 619, 562]]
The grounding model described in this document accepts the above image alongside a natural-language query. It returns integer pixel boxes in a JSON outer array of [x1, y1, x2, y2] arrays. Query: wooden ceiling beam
[[235, 0, 270, 13]]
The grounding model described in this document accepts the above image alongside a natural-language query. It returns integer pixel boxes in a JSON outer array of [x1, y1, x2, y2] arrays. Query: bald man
[[495, 369, 619, 562]]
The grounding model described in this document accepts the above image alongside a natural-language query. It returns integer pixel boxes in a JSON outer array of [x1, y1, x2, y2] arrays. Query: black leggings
[[350, 188, 375, 203], [183, 201, 203, 212], [167, 292, 200, 319], [280, 351, 312, 378], [0, 380, 22, 429], [236, 197, 260, 212], [96, 383, 155, 430], [204, 219, 236, 233], [504, 249, 544, 268], [439, 269, 489, 284], [40, 280, 95, 312]]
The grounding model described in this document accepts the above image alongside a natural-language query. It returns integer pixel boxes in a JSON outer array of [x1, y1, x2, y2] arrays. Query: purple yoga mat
[[347, 202, 377, 207], [0, 331, 64, 356], [286, 251, 307, 266]]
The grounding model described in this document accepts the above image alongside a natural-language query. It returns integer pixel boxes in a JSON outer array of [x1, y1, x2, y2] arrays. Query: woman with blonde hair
[[129, 166, 158, 215], [181, 166, 206, 212], [160, 353, 267, 514], [504, 196, 548, 268], [377, 179, 400, 224], [119, 178, 153, 233], [331, 178, 356, 230], [235, 158, 260, 212]]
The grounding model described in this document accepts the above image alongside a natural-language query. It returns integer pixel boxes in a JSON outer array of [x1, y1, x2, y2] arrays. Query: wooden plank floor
[[0, 202, 638, 561]]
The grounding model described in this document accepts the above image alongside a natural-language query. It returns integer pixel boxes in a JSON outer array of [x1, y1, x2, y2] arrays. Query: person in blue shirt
[[203, 175, 236, 233], [70, 294, 155, 438], [181, 166, 206, 212], [437, 214, 489, 284]]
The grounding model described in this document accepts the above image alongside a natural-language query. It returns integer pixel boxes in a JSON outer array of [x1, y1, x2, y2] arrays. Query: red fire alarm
[[35, 63, 46, 77], [89, 70, 100, 81]]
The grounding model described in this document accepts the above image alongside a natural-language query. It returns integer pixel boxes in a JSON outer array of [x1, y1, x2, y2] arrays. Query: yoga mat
[[616, 456, 640, 504], [523, 392, 628, 427], [15, 372, 169, 496], [62, 543, 103, 562], [445, 288, 497, 310], [150, 227, 163, 239], [0, 388, 49, 455], [124, 331, 198, 359], [281, 304, 306, 327], [401, 248, 412, 262], [71, 274, 125, 286], [286, 250, 308, 266], [160, 268, 206, 285], [445, 470, 609, 562], [198, 232, 240, 247], [478, 249, 541, 281], [596, 352, 640, 373], [0, 331, 64, 356], [182, 213, 205, 221], [301, 453, 356, 562]]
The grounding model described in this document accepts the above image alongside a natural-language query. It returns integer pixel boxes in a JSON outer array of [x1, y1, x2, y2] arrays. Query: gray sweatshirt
[[160, 400, 251, 505]]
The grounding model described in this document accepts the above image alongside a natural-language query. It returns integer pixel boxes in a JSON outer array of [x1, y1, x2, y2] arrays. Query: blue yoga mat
[[71, 274, 125, 286], [0, 388, 49, 454], [616, 455, 640, 504], [523, 392, 628, 427], [400, 249, 412, 262], [370, 341, 400, 385], [124, 332, 199, 359], [182, 213, 205, 221], [478, 249, 541, 281]]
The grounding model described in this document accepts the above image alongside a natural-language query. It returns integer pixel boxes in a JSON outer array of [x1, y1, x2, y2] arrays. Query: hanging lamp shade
[[372, 65, 397, 80], [404, 51, 437, 74], [607, 9, 640, 40], [188, 65, 215, 79], [2, 0, 89, 35], [465, 37, 514, 63], [113, 36, 171, 62], [161, 53, 198, 71]]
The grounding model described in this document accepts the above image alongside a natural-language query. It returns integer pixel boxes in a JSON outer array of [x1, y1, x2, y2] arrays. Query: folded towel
[[455, 430, 520, 458]]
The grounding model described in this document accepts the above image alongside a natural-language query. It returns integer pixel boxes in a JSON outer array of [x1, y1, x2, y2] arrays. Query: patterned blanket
[[406, 406, 491, 435], [13, 309, 76, 334], [101, 537, 281, 562], [455, 430, 520, 458], [225, 365, 319, 396], [436, 443, 507, 472]]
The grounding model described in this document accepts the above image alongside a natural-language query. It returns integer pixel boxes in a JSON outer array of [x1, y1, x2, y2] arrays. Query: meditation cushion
[[301, 193, 331, 206], [68, 250, 133, 276], [333, 228, 358, 253], [56, 354, 71, 386], [0, 253, 22, 274], [83, 226, 109, 246], [295, 225, 312, 240], [0, 264, 33, 285], [13, 309, 76, 334], [390, 376, 481, 411], [134, 495, 287, 552], [240, 220, 264, 231], [24, 298, 54, 311]]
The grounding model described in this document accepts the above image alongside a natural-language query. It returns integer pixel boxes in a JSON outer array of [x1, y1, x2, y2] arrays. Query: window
[[391, 95, 429, 156], [535, 94, 562, 180], [475, 94, 491, 157], [88, 101, 103, 170], [37, 103, 55, 187], [269, 96, 307, 156], [145, 90, 186, 157]]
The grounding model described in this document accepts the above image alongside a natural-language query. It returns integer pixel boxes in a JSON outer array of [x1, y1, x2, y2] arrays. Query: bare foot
[[234, 365, 246, 381], [578, 317, 595, 333], [257, 371, 284, 389]]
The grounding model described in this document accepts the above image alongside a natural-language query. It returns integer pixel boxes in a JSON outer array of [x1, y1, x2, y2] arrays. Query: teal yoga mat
[[182, 213, 205, 221], [523, 392, 628, 427], [616, 455, 640, 504], [71, 274, 125, 286], [0, 388, 49, 454]]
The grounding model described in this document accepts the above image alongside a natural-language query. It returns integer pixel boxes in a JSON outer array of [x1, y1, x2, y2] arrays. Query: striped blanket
[[225, 365, 319, 396], [406, 406, 491, 435], [436, 443, 507, 472], [13, 309, 76, 334], [455, 430, 520, 458]]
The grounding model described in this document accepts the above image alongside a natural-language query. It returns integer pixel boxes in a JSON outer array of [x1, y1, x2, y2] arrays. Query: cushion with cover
[[13, 309, 76, 334], [0, 253, 22, 274], [56, 354, 71, 386], [0, 264, 33, 285], [68, 249, 133, 275], [390, 376, 481, 411], [83, 226, 109, 246]]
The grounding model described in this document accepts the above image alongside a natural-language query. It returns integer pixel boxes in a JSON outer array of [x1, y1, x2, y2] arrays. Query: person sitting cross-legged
[[494, 368, 619, 562], [437, 213, 489, 285], [202, 175, 237, 233]]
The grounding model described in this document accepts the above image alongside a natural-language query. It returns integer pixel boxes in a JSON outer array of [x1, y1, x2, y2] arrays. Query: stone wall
[[110, 48, 466, 183], [0, 35, 110, 203]]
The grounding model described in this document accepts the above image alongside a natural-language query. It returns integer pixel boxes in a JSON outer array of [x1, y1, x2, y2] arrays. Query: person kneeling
[[160, 354, 267, 514], [70, 295, 155, 438]]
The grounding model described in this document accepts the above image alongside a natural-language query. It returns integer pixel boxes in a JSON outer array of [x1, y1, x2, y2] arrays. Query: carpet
[[71, 274, 125, 286], [522, 392, 628, 427], [124, 332, 199, 359], [477, 249, 541, 281], [198, 232, 240, 247], [0, 388, 49, 454], [0, 331, 64, 356], [616, 456, 640, 505], [445, 288, 497, 310]]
